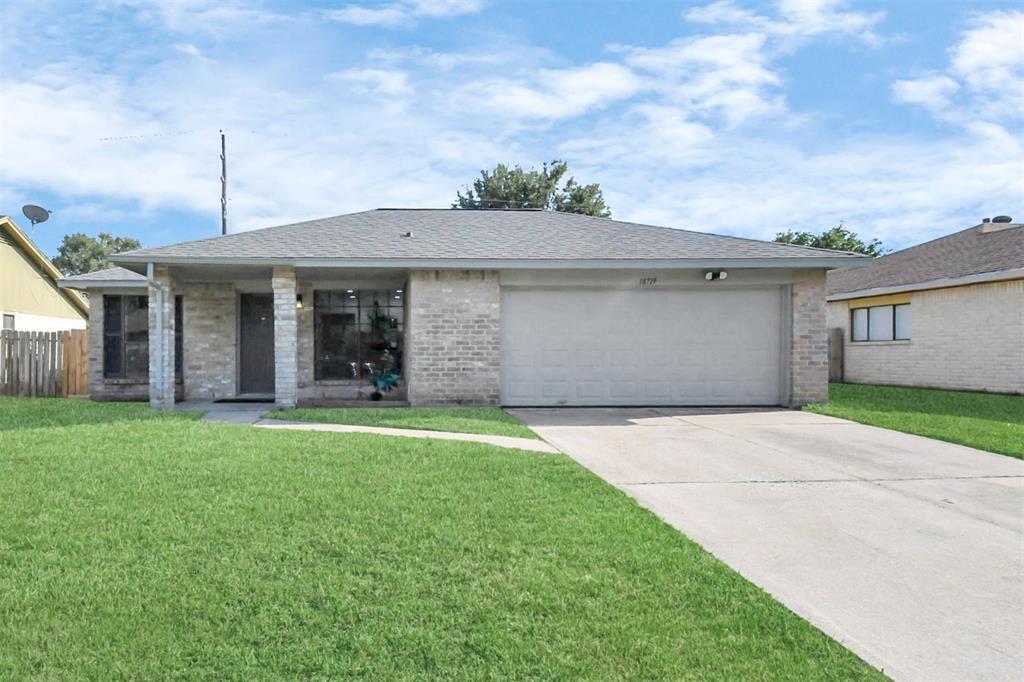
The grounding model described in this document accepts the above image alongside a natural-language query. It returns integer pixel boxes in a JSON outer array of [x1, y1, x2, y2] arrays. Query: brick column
[[272, 267, 298, 408], [148, 266, 175, 409], [790, 269, 828, 406]]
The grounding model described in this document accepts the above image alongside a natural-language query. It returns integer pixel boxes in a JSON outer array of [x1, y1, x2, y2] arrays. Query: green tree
[[774, 223, 885, 256], [454, 160, 611, 217], [53, 233, 142, 276]]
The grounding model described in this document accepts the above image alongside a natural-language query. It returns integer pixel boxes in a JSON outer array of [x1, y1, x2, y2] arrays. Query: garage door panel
[[502, 288, 783, 406]]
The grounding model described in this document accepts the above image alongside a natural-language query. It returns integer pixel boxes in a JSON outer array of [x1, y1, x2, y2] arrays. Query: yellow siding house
[[0, 215, 88, 331]]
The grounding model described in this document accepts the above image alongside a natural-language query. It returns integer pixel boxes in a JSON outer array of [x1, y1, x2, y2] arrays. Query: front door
[[239, 293, 275, 395]]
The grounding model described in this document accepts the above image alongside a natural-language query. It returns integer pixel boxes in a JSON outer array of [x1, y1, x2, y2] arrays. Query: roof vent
[[400, 231, 413, 238], [992, 215, 1013, 223]]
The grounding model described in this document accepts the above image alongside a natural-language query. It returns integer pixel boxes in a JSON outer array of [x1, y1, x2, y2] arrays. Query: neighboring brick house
[[57, 208, 865, 409], [827, 218, 1024, 395]]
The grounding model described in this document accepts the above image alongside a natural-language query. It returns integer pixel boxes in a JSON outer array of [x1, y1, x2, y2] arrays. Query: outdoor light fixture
[[296, 294, 304, 309], [705, 270, 728, 281]]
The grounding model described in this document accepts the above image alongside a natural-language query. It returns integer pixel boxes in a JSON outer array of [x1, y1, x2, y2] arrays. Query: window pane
[[2, 314, 14, 331], [103, 296, 124, 377], [104, 296, 123, 335], [852, 308, 868, 341], [868, 305, 894, 341], [125, 341, 149, 379], [317, 312, 358, 379], [895, 304, 911, 339]]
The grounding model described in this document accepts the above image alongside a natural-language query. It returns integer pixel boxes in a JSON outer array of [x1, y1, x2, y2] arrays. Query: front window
[[103, 295, 149, 379], [851, 303, 910, 342], [314, 289, 404, 380]]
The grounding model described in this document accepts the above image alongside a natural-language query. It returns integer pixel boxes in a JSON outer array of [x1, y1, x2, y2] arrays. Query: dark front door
[[239, 293, 275, 395]]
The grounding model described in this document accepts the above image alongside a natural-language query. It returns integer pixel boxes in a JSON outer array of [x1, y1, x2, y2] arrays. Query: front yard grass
[[807, 383, 1024, 459], [269, 405, 540, 439], [0, 397, 882, 680]]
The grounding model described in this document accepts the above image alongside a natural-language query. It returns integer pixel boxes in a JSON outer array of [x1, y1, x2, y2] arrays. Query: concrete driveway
[[509, 408, 1024, 682]]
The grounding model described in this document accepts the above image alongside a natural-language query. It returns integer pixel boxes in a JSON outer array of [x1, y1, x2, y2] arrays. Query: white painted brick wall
[[827, 280, 1024, 394], [406, 270, 501, 405]]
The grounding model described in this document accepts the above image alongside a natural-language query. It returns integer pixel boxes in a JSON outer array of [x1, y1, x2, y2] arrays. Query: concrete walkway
[[254, 418, 558, 452], [510, 407, 1024, 682], [176, 400, 273, 425]]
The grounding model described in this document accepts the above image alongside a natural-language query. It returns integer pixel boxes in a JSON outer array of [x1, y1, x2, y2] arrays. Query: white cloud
[[892, 74, 960, 110], [326, 0, 481, 26], [454, 62, 643, 120], [892, 10, 1024, 126], [614, 33, 783, 125], [684, 0, 885, 47], [329, 68, 412, 97], [950, 10, 1024, 106]]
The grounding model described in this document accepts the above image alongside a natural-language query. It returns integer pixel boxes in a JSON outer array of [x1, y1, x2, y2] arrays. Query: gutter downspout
[[147, 262, 166, 406]]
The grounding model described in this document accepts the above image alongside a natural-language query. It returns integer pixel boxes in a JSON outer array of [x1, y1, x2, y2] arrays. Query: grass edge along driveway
[[267, 405, 541, 439], [806, 383, 1023, 459], [0, 397, 883, 680]]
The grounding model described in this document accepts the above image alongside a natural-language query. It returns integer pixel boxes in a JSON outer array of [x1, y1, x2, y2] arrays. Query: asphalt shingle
[[112, 209, 867, 263], [828, 222, 1024, 295]]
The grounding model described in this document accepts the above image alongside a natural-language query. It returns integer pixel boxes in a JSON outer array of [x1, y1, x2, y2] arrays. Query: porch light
[[296, 294, 304, 309]]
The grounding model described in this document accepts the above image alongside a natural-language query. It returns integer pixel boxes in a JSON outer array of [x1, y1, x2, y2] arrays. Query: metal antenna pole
[[220, 130, 228, 235]]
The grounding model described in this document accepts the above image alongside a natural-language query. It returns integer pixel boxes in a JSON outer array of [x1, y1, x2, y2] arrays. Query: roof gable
[[0, 216, 89, 317]]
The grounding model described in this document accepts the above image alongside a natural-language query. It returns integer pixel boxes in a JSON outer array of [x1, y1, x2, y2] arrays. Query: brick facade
[[827, 279, 1024, 394], [182, 282, 236, 400], [272, 267, 298, 407], [790, 269, 829, 406], [406, 270, 501, 405]]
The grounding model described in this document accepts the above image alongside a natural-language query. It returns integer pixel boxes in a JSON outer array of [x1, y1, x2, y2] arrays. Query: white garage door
[[501, 287, 784, 406]]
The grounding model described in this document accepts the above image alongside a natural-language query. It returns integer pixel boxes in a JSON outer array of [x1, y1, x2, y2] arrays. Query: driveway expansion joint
[[625, 474, 1024, 486]]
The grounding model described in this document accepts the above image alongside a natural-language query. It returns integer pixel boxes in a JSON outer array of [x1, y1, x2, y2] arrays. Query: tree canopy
[[774, 223, 885, 256], [53, 232, 142, 276], [454, 160, 611, 217]]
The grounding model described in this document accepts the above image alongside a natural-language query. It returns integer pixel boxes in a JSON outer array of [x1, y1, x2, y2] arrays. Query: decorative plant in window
[[367, 302, 392, 351], [364, 349, 400, 401]]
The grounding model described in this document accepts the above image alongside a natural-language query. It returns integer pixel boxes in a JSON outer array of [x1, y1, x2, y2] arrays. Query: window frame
[[850, 302, 911, 342], [313, 288, 405, 381], [2, 314, 14, 331], [102, 294, 150, 380]]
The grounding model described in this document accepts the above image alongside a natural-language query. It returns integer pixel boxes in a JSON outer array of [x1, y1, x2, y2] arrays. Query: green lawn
[[269, 405, 541, 439], [807, 383, 1024, 459], [0, 397, 882, 680]]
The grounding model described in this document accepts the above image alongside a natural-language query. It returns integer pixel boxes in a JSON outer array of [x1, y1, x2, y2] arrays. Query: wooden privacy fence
[[0, 329, 88, 397]]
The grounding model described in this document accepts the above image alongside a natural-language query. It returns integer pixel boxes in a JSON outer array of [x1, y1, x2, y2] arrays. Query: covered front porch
[[149, 264, 408, 409]]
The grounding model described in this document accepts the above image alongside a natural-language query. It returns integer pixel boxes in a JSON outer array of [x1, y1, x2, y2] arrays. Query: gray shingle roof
[[828, 222, 1024, 295], [112, 209, 867, 265], [60, 266, 146, 282]]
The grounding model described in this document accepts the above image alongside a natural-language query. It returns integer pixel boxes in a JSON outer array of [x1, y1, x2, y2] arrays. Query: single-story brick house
[[827, 217, 1023, 394], [58, 209, 866, 409]]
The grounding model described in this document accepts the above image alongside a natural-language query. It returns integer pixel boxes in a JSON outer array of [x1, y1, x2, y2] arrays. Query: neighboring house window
[[103, 295, 149, 379], [175, 295, 183, 381], [314, 289, 404, 380], [851, 304, 911, 342], [2, 314, 13, 331]]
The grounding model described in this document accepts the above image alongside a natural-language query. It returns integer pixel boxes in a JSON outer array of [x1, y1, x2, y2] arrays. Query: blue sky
[[1, 0, 1021, 258]]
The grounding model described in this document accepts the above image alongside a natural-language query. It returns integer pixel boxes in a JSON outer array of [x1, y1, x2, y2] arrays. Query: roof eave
[[57, 279, 148, 291], [112, 255, 870, 270], [827, 267, 1024, 300]]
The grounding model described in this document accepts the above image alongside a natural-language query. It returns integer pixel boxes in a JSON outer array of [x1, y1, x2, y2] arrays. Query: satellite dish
[[22, 205, 51, 226]]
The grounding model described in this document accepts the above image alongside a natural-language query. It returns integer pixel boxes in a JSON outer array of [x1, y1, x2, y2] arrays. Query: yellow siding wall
[[0, 236, 84, 320]]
